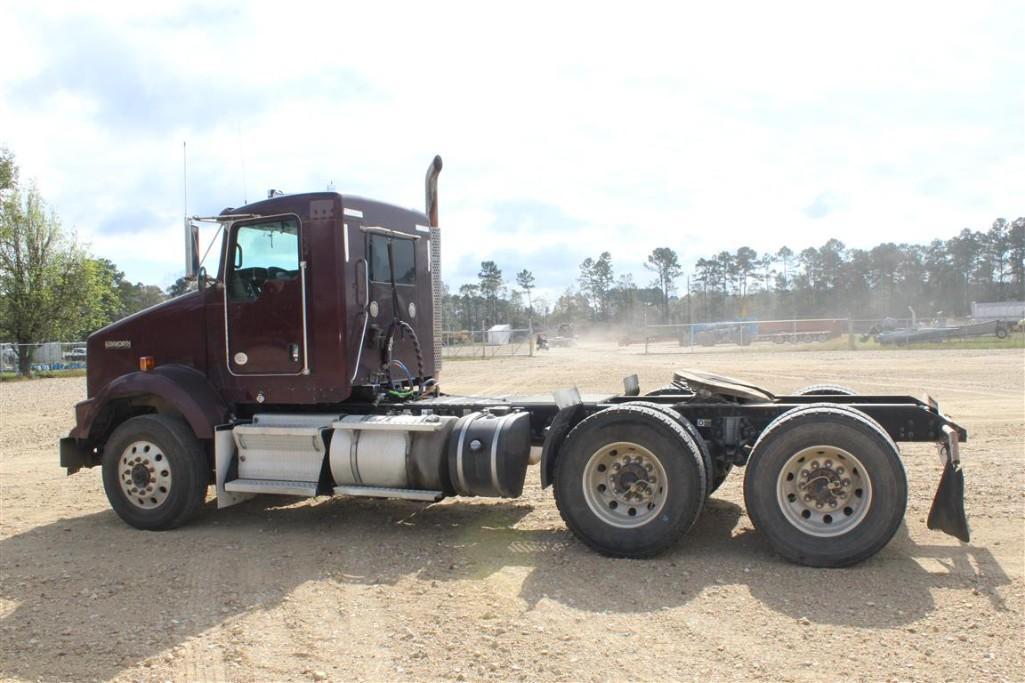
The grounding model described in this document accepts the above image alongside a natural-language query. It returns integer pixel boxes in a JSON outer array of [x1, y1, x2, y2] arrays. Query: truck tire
[[627, 401, 726, 498], [743, 404, 906, 567], [554, 404, 707, 558], [995, 325, 1008, 339], [644, 383, 689, 397], [795, 383, 857, 396], [101, 414, 209, 531]]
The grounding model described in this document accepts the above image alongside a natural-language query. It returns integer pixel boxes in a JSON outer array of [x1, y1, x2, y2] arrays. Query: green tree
[[477, 261, 503, 325], [644, 247, 682, 323], [121, 282, 166, 316], [458, 283, 481, 330], [776, 246, 793, 290], [591, 251, 614, 319], [166, 276, 197, 298], [1009, 217, 1025, 290], [0, 147, 16, 191], [515, 269, 536, 329], [0, 158, 101, 375]]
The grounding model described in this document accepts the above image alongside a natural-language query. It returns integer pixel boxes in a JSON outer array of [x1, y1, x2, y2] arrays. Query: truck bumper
[[927, 423, 969, 542], [59, 437, 93, 475]]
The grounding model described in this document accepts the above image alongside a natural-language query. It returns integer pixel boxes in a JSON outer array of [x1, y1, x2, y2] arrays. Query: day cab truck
[[60, 157, 970, 567]]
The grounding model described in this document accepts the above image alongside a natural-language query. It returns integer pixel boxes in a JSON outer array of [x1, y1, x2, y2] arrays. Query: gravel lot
[[1, 344, 1022, 682]]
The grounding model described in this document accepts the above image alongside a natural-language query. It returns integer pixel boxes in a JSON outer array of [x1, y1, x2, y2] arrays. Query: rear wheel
[[628, 401, 716, 497], [644, 383, 689, 397], [795, 383, 857, 396], [743, 404, 906, 567], [102, 414, 209, 531], [554, 405, 706, 558]]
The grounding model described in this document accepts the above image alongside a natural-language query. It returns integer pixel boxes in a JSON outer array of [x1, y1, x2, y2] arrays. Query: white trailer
[[971, 301, 1025, 321]]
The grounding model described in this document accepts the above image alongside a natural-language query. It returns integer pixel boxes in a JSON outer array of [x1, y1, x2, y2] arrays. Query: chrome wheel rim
[[582, 441, 668, 529], [776, 445, 872, 537], [118, 440, 172, 509]]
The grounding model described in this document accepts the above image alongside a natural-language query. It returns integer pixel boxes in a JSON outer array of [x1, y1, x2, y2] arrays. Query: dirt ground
[[1, 344, 1023, 682]]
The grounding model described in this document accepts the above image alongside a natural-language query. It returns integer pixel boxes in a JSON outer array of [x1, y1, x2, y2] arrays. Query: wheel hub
[[797, 460, 852, 511], [118, 440, 173, 510], [582, 442, 669, 529], [611, 461, 656, 502], [130, 463, 152, 489], [776, 445, 872, 537]]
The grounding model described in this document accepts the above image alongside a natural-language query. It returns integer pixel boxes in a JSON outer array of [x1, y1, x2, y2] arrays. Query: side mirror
[[185, 221, 200, 280]]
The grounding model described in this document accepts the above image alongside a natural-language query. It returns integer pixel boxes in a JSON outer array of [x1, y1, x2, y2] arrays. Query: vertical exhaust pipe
[[426, 155, 442, 229], [426, 155, 443, 376]]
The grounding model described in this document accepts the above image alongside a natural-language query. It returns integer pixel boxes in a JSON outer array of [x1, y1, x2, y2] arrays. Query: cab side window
[[368, 234, 416, 285], [228, 219, 300, 302]]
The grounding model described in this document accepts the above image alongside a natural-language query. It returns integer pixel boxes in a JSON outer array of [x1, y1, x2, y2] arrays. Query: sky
[[1, 1, 1022, 306]]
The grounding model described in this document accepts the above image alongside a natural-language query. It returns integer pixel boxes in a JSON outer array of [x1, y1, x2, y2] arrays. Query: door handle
[[289, 343, 300, 362]]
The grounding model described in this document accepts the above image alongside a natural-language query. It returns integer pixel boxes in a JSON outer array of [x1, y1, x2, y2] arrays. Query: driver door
[[225, 217, 306, 375]]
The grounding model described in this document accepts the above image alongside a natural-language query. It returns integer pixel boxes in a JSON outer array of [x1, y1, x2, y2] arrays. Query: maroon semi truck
[[60, 157, 969, 567]]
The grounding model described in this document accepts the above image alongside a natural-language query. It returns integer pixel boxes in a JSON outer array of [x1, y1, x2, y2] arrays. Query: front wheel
[[102, 414, 209, 530], [743, 404, 907, 567], [554, 405, 707, 558]]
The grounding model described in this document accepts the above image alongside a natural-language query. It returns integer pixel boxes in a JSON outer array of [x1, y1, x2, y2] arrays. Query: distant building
[[486, 324, 512, 345]]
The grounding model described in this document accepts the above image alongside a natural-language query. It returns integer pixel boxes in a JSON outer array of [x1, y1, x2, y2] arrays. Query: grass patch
[[875, 335, 1024, 351], [643, 332, 1024, 354], [0, 368, 87, 382], [817, 334, 1024, 352]]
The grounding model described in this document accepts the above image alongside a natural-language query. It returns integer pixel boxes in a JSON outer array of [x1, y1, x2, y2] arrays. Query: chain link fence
[[441, 328, 539, 359], [1, 342, 88, 374], [4, 316, 1017, 374], [613, 316, 1021, 354]]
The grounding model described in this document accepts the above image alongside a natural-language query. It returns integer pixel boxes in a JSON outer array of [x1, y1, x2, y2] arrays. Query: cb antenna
[[237, 123, 248, 205], [182, 141, 188, 224]]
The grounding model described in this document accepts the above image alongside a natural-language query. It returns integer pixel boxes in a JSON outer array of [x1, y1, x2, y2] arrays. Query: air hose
[[381, 238, 425, 396], [383, 319, 425, 395]]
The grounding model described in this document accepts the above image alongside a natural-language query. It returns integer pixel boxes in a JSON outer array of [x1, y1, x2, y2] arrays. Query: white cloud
[[1, 1, 1021, 290]]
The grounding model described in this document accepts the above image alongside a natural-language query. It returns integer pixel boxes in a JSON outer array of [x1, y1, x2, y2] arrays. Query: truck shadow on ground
[[0, 496, 1011, 681]]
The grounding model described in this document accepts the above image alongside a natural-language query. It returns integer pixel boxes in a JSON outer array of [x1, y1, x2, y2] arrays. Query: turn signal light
[[139, 356, 156, 372]]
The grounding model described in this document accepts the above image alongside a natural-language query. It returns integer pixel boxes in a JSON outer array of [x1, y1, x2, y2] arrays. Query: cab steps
[[224, 478, 318, 496], [334, 485, 443, 502]]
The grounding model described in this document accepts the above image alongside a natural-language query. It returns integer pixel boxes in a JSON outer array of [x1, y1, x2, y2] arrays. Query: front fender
[[70, 364, 229, 442]]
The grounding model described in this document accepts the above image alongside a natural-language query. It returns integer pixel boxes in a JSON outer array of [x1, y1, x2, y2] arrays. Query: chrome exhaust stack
[[426, 155, 443, 375]]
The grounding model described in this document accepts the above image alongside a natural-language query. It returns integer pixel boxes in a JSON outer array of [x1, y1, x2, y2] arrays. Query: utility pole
[[686, 275, 692, 325]]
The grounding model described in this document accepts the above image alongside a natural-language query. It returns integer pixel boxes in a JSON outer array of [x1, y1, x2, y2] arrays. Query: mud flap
[[927, 426, 969, 543]]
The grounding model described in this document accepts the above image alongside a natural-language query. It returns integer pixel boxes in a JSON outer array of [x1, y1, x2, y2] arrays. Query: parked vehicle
[[878, 319, 1011, 345], [60, 157, 969, 567]]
